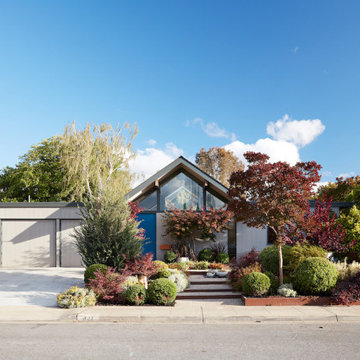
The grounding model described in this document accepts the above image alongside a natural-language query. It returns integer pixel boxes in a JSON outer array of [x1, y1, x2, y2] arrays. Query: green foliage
[[286, 244, 327, 273], [153, 260, 168, 271], [124, 284, 147, 305], [148, 278, 177, 305], [216, 252, 229, 264], [259, 245, 291, 275], [193, 261, 210, 270], [57, 286, 97, 308], [264, 271, 279, 295], [74, 196, 144, 269], [84, 264, 108, 284], [242, 272, 271, 297], [0, 137, 72, 202], [164, 250, 177, 263], [293, 257, 339, 295], [197, 248, 214, 262], [152, 269, 172, 279], [338, 206, 360, 259]]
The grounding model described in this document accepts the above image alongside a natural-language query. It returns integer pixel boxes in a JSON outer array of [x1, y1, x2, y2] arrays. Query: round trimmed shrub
[[124, 284, 147, 305], [242, 272, 271, 297], [153, 260, 168, 271], [148, 278, 177, 305], [84, 264, 108, 284], [287, 244, 327, 273], [197, 248, 214, 262], [259, 245, 291, 275], [164, 250, 177, 263], [293, 257, 339, 295], [216, 252, 230, 264], [152, 269, 172, 279]]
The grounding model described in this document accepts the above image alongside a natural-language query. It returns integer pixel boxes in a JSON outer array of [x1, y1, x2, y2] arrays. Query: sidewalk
[[1, 299, 360, 324]]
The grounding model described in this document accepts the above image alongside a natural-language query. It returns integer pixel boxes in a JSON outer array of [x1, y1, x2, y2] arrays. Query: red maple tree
[[228, 152, 321, 284]]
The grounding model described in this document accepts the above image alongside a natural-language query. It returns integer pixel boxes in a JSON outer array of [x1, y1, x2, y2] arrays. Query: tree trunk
[[277, 238, 284, 285]]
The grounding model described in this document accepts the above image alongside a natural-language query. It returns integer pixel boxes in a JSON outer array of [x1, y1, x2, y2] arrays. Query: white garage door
[[2, 220, 56, 267], [60, 219, 83, 267]]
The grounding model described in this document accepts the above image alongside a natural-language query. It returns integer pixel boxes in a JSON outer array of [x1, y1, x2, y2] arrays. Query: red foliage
[[89, 267, 130, 304], [236, 248, 260, 268], [228, 152, 321, 241], [163, 207, 233, 258], [332, 270, 360, 305], [125, 253, 157, 277], [285, 197, 352, 255], [128, 201, 143, 220]]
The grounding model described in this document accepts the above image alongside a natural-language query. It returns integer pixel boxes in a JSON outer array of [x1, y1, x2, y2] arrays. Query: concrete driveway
[[0, 268, 84, 307]]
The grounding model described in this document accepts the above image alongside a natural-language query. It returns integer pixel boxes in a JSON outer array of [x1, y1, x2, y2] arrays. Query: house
[[0, 156, 353, 267]]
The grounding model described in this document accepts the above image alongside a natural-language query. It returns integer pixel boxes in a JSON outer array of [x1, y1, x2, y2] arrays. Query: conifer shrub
[[148, 278, 177, 305], [242, 272, 271, 297], [74, 196, 144, 270], [293, 257, 339, 295], [153, 260, 168, 271], [124, 284, 147, 305], [84, 264, 108, 285]]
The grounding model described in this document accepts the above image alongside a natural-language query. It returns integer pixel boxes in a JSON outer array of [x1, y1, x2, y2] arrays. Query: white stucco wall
[[156, 213, 228, 261], [236, 222, 268, 259]]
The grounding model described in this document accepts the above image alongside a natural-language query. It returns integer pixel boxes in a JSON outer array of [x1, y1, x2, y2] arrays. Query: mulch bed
[[241, 294, 360, 306]]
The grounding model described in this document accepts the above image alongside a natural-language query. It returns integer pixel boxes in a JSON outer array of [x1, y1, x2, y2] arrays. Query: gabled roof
[[126, 156, 229, 202]]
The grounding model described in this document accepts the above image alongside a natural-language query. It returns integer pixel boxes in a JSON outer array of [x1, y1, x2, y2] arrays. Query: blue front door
[[137, 213, 157, 259]]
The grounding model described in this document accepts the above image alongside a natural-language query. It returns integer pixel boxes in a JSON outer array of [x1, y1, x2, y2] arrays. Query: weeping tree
[[60, 122, 138, 201], [228, 152, 321, 284], [61, 122, 144, 268]]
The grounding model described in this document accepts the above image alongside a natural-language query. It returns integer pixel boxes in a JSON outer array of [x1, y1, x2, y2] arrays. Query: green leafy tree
[[0, 137, 71, 202], [195, 147, 244, 187], [316, 176, 360, 202], [338, 206, 360, 260]]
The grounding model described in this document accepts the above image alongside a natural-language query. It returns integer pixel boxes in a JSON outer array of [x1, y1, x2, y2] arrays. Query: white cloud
[[147, 139, 157, 146], [130, 143, 184, 186], [266, 114, 325, 147], [338, 171, 356, 179], [224, 138, 300, 165], [187, 117, 235, 140], [292, 46, 299, 54]]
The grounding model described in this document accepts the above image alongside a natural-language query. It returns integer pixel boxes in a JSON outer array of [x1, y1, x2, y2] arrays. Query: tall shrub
[[74, 195, 145, 269]]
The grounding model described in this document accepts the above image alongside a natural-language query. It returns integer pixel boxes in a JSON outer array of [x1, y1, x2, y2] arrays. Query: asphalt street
[[0, 322, 359, 360]]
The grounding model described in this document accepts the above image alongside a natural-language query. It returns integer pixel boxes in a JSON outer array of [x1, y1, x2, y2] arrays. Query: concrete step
[[184, 284, 233, 293], [176, 291, 242, 300]]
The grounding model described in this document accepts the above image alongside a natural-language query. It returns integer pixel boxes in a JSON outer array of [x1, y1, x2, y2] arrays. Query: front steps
[[176, 271, 242, 300]]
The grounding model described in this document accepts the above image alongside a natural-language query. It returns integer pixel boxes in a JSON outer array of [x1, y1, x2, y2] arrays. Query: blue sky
[[0, 1, 359, 184]]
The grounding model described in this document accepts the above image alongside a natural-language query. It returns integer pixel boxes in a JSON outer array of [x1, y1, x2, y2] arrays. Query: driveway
[[0, 268, 84, 307]]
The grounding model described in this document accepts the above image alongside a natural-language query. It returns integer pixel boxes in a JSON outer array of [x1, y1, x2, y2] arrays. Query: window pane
[[138, 190, 157, 211], [160, 172, 203, 210], [206, 191, 225, 210]]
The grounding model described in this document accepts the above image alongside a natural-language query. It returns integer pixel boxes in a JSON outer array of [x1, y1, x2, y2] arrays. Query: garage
[[0, 203, 83, 268]]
